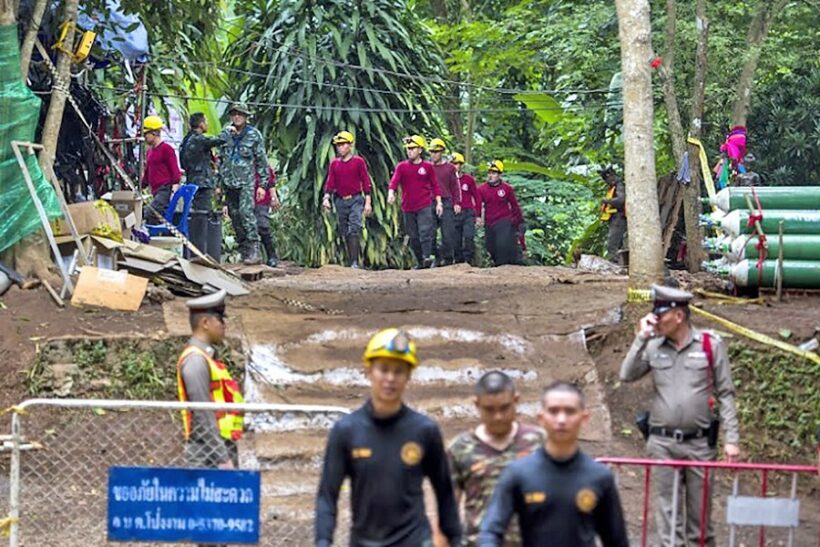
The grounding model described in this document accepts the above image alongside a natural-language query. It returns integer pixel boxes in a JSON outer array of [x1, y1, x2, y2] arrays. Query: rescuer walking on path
[[388, 136, 444, 269], [254, 164, 280, 268], [322, 130, 373, 268], [599, 166, 626, 263], [452, 153, 479, 264], [620, 285, 741, 547], [218, 103, 270, 265], [176, 289, 244, 471], [142, 115, 182, 220], [429, 138, 462, 266], [476, 161, 523, 266], [315, 328, 462, 547], [479, 382, 628, 547]]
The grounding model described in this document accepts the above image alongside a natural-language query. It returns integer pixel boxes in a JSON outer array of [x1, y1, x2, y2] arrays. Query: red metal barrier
[[596, 457, 819, 547]]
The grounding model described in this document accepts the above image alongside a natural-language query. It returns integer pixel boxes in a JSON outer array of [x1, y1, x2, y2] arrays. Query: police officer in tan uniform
[[620, 285, 740, 547]]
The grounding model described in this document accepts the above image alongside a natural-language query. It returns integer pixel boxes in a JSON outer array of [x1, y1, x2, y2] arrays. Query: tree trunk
[[682, 0, 708, 272], [615, 0, 664, 287], [429, 0, 464, 143], [730, 0, 788, 128], [38, 0, 78, 173], [19, 0, 48, 79]]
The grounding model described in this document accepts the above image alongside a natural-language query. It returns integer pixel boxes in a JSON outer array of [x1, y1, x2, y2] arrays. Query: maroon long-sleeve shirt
[[325, 156, 373, 197], [477, 181, 522, 228], [143, 141, 182, 195], [458, 173, 479, 211], [431, 162, 462, 204], [389, 160, 441, 213]]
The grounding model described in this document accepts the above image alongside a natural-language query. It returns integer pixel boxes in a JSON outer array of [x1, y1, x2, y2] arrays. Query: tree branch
[[19, 0, 47, 79]]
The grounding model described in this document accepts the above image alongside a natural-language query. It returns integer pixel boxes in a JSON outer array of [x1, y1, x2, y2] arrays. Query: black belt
[[649, 426, 709, 442], [338, 194, 361, 200]]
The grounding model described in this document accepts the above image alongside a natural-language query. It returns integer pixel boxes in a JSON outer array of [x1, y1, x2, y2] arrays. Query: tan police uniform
[[620, 285, 740, 547]]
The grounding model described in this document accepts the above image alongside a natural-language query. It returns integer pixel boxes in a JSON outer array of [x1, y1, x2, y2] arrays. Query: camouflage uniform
[[179, 131, 227, 211], [218, 124, 269, 252], [448, 423, 545, 546]]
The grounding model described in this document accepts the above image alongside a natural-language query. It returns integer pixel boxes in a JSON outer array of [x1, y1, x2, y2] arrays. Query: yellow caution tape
[[687, 137, 718, 212], [627, 288, 650, 303], [0, 516, 19, 536], [692, 289, 765, 306], [0, 406, 27, 416], [690, 307, 820, 364]]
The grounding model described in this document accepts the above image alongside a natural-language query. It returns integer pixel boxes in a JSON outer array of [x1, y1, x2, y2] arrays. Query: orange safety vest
[[176, 345, 245, 442], [600, 185, 626, 221]]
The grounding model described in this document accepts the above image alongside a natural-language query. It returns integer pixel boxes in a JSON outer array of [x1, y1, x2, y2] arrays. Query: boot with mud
[[346, 235, 361, 269], [243, 242, 263, 265], [261, 233, 279, 268]]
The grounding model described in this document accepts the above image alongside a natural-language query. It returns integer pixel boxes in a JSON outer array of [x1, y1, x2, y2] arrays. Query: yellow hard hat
[[429, 138, 446, 152], [451, 152, 465, 164], [488, 160, 505, 173], [332, 130, 355, 145], [143, 115, 164, 132], [403, 135, 427, 149], [363, 328, 419, 368]]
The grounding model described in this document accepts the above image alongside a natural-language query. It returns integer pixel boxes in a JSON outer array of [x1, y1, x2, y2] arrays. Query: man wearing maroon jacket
[[429, 138, 462, 266], [322, 131, 373, 269], [388, 135, 444, 269], [254, 165, 280, 268], [452, 152, 479, 265], [142, 115, 182, 220], [477, 161, 523, 266]]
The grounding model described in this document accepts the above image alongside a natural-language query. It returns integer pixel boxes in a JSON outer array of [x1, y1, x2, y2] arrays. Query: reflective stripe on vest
[[176, 345, 245, 442]]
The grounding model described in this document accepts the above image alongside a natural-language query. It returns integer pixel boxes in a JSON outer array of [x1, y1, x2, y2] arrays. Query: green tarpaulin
[[0, 24, 62, 253]]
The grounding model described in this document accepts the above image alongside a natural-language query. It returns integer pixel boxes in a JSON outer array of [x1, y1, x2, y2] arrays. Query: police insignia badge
[[575, 488, 598, 513], [498, 189, 505, 197], [418, 167, 427, 176], [400, 442, 423, 465]]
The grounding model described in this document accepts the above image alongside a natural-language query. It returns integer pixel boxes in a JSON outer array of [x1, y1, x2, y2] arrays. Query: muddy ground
[[0, 263, 818, 545]]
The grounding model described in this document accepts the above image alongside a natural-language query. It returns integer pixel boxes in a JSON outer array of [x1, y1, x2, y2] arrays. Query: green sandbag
[[0, 24, 62, 253]]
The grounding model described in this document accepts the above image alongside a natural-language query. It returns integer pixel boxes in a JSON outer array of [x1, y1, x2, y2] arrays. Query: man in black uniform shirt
[[315, 328, 462, 547], [478, 382, 628, 547]]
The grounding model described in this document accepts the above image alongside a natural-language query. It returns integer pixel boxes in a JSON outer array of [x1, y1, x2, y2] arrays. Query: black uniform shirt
[[315, 400, 461, 547], [478, 447, 628, 547]]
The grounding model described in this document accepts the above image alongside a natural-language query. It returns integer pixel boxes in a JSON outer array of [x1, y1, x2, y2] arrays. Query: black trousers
[[146, 184, 173, 222], [454, 208, 476, 263], [334, 194, 365, 237], [435, 198, 457, 264], [403, 205, 435, 265], [485, 218, 518, 266]]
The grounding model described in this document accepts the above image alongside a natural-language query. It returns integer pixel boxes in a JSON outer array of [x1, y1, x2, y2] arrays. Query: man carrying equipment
[[388, 136, 444, 269], [219, 103, 270, 265], [315, 329, 462, 547], [620, 285, 740, 547], [322, 130, 373, 268], [142, 115, 181, 220], [429, 138, 462, 266], [599, 165, 626, 263], [479, 382, 628, 547], [451, 153, 479, 264], [476, 161, 523, 266]]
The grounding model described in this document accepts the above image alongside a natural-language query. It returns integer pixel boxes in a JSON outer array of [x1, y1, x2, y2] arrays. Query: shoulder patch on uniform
[[576, 488, 598, 513], [401, 441, 423, 465], [351, 447, 372, 459], [524, 491, 546, 504]]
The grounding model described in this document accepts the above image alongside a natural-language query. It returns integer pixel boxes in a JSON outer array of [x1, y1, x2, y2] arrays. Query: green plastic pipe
[[704, 234, 820, 262], [717, 259, 820, 288], [711, 186, 820, 212]]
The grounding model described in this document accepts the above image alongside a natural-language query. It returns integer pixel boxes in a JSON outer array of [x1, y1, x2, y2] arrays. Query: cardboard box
[[55, 235, 121, 271], [51, 201, 122, 241], [71, 266, 148, 312], [104, 191, 143, 227]]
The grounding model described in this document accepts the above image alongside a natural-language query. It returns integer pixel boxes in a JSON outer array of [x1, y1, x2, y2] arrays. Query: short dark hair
[[475, 370, 515, 396], [189, 311, 212, 331], [189, 112, 206, 129], [542, 381, 586, 408]]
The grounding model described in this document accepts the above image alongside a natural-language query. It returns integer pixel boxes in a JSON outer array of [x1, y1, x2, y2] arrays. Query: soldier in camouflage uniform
[[447, 371, 545, 546], [180, 112, 229, 213], [218, 103, 270, 265]]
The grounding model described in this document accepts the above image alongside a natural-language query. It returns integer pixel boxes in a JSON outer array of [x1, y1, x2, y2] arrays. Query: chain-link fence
[[1, 399, 353, 546]]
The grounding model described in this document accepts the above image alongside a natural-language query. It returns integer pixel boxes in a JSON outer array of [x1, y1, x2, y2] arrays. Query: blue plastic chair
[[146, 184, 199, 238]]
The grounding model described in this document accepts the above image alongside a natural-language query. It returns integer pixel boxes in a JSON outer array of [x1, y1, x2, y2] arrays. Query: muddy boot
[[346, 235, 360, 269], [423, 256, 435, 269], [262, 234, 278, 268], [243, 242, 262, 265]]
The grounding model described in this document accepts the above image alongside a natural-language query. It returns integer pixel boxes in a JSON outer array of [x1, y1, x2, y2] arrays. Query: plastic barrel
[[207, 211, 222, 262]]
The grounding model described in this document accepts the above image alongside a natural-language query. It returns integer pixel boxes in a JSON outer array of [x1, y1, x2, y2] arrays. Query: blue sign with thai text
[[107, 466, 260, 544]]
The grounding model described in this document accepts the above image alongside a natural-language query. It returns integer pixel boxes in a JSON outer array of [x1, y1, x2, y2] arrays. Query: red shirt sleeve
[[389, 162, 402, 192], [450, 167, 462, 204], [476, 184, 484, 216], [325, 159, 336, 194], [468, 177, 479, 210], [164, 143, 182, 184], [429, 163, 442, 199], [507, 184, 523, 224], [358, 157, 372, 194]]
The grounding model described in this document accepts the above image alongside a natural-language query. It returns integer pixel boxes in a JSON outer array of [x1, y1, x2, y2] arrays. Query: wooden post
[[137, 64, 148, 185]]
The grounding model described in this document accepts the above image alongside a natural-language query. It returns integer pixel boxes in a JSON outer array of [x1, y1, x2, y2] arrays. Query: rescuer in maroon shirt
[[477, 160, 524, 266], [428, 138, 462, 266], [452, 152, 479, 264]]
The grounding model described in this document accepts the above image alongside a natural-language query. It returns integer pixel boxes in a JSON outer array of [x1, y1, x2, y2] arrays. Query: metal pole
[[728, 474, 739, 547], [9, 413, 22, 547], [776, 220, 784, 301], [137, 64, 148, 183], [758, 469, 768, 547], [641, 465, 651, 547], [668, 468, 680, 547], [786, 473, 797, 547]]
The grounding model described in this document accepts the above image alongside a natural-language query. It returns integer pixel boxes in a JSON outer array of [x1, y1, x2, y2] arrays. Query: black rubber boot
[[243, 242, 262, 265], [262, 234, 278, 268], [346, 235, 360, 269]]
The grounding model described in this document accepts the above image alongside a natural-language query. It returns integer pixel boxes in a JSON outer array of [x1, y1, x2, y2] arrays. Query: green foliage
[[225, 0, 447, 267], [729, 343, 819, 461]]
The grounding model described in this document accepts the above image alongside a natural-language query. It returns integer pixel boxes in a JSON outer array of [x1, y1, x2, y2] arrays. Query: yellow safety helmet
[[143, 115, 164, 133], [363, 328, 419, 368], [403, 135, 427, 150], [428, 138, 446, 152], [487, 160, 505, 173], [451, 152, 465, 164], [332, 130, 355, 145]]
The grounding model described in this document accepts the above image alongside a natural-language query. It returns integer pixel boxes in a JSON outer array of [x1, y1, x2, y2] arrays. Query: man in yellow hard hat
[[322, 130, 373, 268], [142, 115, 182, 221], [476, 161, 524, 266], [452, 152, 479, 264], [315, 329, 462, 547], [429, 138, 462, 266], [388, 136, 444, 269]]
